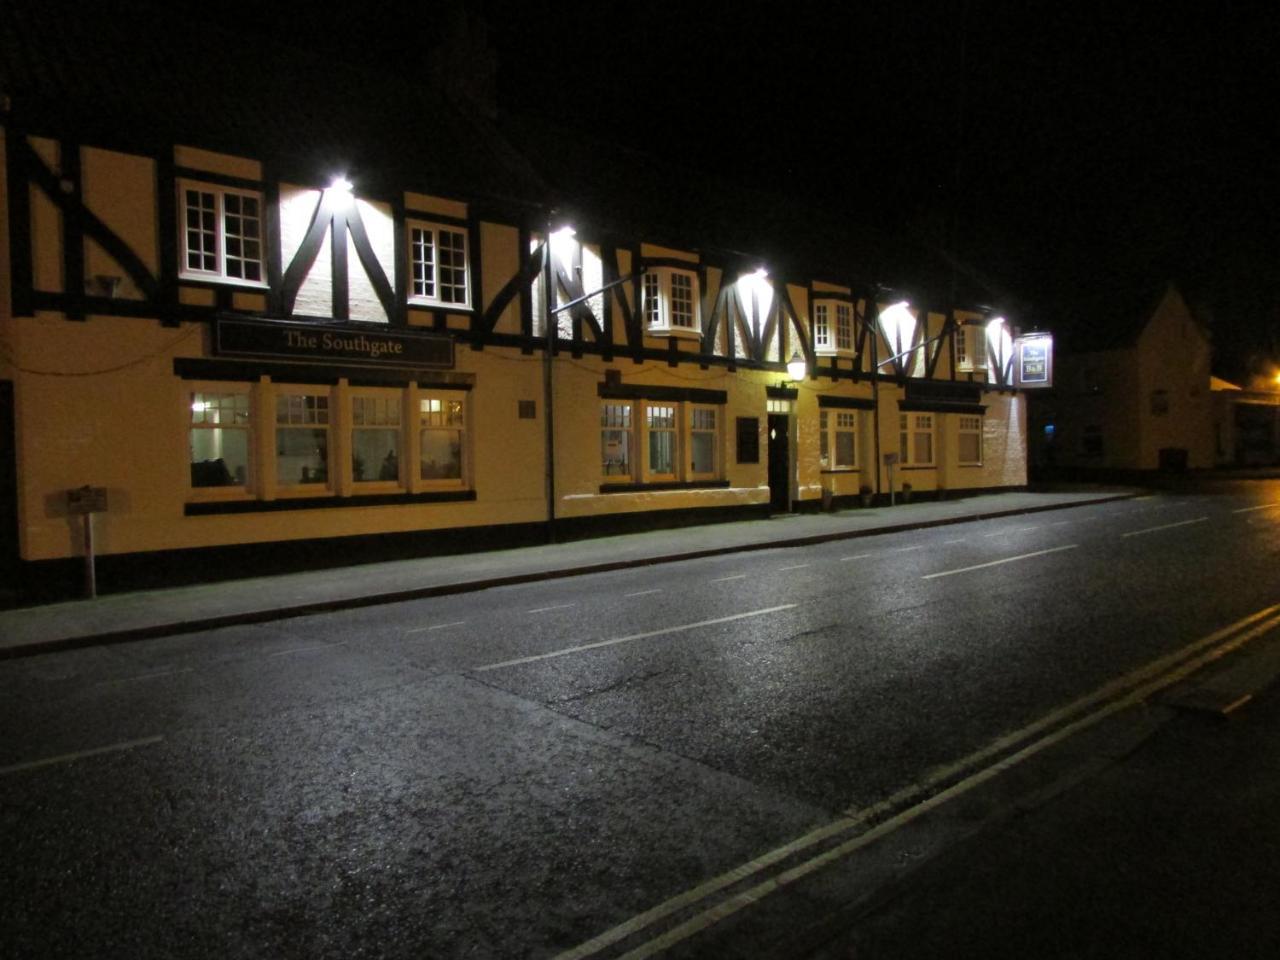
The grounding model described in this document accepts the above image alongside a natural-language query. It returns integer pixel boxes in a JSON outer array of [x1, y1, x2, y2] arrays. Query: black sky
[[188, 1, 1279, 373]]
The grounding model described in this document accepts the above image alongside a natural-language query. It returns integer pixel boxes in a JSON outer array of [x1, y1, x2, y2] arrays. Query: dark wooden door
[[767, 413, 790, 513]]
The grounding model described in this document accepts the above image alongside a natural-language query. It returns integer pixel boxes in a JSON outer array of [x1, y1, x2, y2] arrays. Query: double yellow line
[[556, 602, 1280, 960]]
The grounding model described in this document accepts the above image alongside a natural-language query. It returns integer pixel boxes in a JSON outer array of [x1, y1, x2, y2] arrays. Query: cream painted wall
[[480, 221, 521, 336], [29, 137, 63, 294], [1135, 289, 1214, 469], [82, 147, 158, 300], [7, 315, 548, 561], [280, 185, 332, 318]]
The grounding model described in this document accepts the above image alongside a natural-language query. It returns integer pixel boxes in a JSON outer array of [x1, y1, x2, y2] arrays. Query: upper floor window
[[180, 182, 264, 284], [642, 267, 700, 337], [409, 222, 470, 307], [813, 300, 854, 355], [955, 323, 987, 373]]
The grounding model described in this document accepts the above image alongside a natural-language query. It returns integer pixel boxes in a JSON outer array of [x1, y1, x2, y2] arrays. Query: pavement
[[0, 486, 1138, 659]]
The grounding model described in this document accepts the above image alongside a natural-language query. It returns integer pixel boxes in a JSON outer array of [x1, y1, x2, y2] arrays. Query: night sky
[[178, 2, 1279, 375]]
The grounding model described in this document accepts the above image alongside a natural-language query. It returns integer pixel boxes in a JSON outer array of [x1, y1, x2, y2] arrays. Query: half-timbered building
[[0, 3, 1049, 603]]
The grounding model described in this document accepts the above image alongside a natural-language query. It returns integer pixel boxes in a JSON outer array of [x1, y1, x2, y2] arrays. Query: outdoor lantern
[[786, 349, 807, 382]]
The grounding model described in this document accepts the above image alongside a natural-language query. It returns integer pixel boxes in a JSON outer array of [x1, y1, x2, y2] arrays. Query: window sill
[[814, 349, 857, 359], [899, 465, 937, 471], [820, 468, 860, 474], [599, 480, 731, 494], [408, 297, 474, 313], [179, 274, 269, 291], [185, 489, 476, 515], [646, 326, 702, 341]]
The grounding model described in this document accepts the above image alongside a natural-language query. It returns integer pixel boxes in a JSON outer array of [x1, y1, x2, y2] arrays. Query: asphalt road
[[4, 485, 1280, 958]]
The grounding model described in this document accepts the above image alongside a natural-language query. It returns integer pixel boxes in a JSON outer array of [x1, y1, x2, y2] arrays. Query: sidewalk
[[0, 487, 1136, 659]]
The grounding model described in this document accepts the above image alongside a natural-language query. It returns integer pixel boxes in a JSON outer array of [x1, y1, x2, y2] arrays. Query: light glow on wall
[[550, 225, 577, 268], [739, 269, 773, 324], [325, 175, 354, 211], [986, 316, 1013, 379], [878, 300, 917, 362]]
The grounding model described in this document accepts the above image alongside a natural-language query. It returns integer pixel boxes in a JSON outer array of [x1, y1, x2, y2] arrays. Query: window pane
[[420, 429, 462, 479], [959, 432, 981, 463], [190, 427, 248, 486], [649, 430, 674, 474], [277, 428, 328, 484], [353, 429, 400, 482], [602, 429, 631, 476], [691, 432, 715, 474], [643, 273, 661, 326], [670, 272, 694, 327], [836, 431, 856, 468], [914, 432, 933, 464]]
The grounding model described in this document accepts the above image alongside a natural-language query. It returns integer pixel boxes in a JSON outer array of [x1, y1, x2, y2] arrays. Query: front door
[[0, 381, 18, 604], [767, 413, 790, 513]]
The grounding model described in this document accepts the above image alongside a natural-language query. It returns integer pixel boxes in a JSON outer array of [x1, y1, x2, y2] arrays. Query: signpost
[[883, 452, 899, 507], [67, 485, 107, 599]]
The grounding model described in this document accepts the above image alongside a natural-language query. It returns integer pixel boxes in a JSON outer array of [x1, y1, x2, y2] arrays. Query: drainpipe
[[541, 224, 557, 544]]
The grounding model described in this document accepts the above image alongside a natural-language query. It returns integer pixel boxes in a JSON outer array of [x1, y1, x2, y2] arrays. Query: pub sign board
[[215, 318, 454, 369], [1013, 334, 1054, 389]]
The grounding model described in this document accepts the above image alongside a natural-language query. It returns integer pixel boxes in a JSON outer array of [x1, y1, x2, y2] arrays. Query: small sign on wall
[[67, 485, 108, 514]]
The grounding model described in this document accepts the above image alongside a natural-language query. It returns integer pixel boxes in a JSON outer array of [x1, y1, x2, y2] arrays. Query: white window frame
[[350, 390, 405, 488], [957, 415, 983, 465], [418, 391, 469, 489], [687, 405, 719, 480], [899, 412, 936, 467], [178, 180, 266, 286], [600, 401, 636, 482], [188, 385, 253, 497], [955, 323, 988, 373], [642, 267, 701, 338], [813, 299, 855, 356], [275, 388, 333, 493], [820, 409, 858, 471], [408, 220, 471, 308]]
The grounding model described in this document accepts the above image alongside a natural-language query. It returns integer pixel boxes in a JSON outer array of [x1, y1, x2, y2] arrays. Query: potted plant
[[901, 481, 913, 504], [859, 483, 874, 507]]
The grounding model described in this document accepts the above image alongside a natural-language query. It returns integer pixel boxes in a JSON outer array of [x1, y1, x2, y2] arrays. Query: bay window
[[179, 182, 264, 284], [813, 300, 854, 355], [642, 267, 700, 336], [409, 221, 470, 307]]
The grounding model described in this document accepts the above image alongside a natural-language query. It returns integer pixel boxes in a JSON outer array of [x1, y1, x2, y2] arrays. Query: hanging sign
[[1013, 334, 1053, 388]]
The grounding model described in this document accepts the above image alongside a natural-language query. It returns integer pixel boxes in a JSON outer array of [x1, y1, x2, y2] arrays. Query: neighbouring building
[[1030, 284, 1214, 474], [0, 3, 1050, 604]]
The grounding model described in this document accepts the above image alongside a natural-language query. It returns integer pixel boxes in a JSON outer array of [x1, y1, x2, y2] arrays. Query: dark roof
[[0, 0, 549, 208], [2, 0, 1008, 310]]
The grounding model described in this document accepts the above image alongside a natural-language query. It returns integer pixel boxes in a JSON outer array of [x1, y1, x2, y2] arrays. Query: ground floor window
[[276, 391, 331, 487], [185, 380, 470, 501], [599, 399, 723, 484], [820, 410, 857, 470], [420, 393, 467, 483], [352, 393, 402, 483], [958, 415, 983, 465], [190, 389, 251, 488], [900, 413, 935, 466]]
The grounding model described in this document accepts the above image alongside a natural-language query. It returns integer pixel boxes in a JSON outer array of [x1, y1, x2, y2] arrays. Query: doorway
[[767, 413, 791, 513], [0, 381, 18, 601]]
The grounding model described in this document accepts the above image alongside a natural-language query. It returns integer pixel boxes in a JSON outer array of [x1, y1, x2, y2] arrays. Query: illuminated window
[[409, 222, 470, 307], [352, 394, 402, 484], [419, 393, 467, 483], [813, 300, 854, 355], [958, 415, 982, 465], [601, 402, 634, 480], [899, 413, 935, 466], [642, 267, 700, 336], [190, 390, 251, 489], [820, 410, 858, 470], [276, 392, 330, 487], [179, 182, 264, 284]]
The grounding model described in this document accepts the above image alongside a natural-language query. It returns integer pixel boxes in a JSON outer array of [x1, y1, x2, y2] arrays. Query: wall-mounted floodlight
[[738, 268, 774, 322], [325, 175, 354, 210]]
